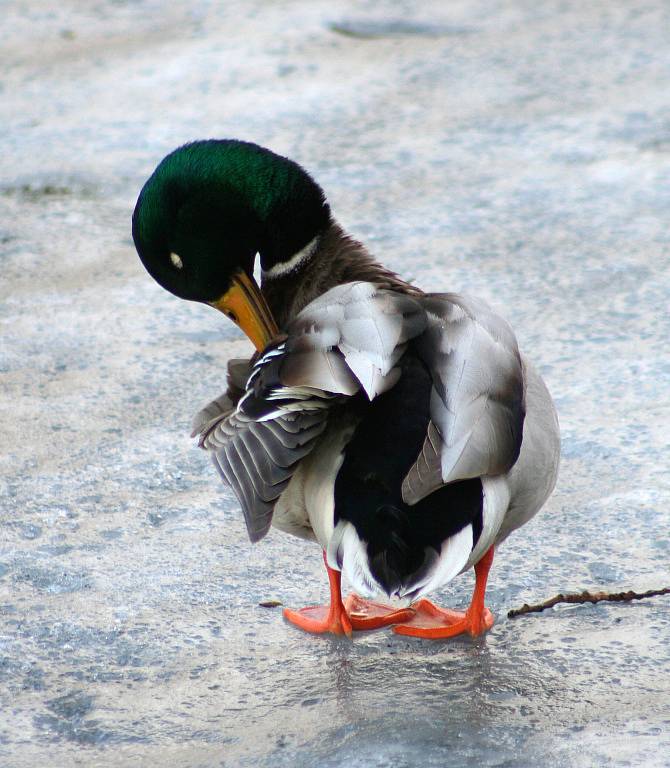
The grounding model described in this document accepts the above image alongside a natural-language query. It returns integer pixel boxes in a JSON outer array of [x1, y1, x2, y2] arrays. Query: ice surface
[[1, 1, 669, 766]]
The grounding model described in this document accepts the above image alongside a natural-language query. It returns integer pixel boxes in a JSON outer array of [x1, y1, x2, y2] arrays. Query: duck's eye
[[170, 252, 184, 270], [224, 309, 238, 323]]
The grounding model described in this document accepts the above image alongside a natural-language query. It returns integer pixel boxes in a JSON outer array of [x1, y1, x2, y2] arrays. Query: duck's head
[[132, 139, 330, 350]]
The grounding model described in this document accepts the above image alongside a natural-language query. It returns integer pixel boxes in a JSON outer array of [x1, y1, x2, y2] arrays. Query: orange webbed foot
[[393, 598, 494, 638], [283, 553, 353, 637], [394, 545, 496, 640], [283, 604, 353, 637], [344, 594, 416, 630]]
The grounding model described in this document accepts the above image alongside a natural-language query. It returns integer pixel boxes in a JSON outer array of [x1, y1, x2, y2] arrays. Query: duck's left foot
[[344, 594, 416, 630], [393, 598, 494, 638]]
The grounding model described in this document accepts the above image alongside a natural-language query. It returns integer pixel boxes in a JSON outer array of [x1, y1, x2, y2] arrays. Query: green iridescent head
[[132, 139, 331, 304]]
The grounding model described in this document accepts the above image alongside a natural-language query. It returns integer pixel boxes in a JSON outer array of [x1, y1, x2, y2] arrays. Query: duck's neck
[[261, 221, 421, 327]]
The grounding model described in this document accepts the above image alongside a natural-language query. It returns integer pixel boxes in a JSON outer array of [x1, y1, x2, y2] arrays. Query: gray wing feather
[[199, 281, 426, 542], [402, 293, 525, 505], [214, 447, 275, 542], [210, 411, 328, 542], [191, 357, 253, 445], [279, 349, 359, 395], [286, 282, 426, 399]]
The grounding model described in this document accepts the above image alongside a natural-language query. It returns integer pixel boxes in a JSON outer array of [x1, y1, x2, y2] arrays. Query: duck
[[132, 139, 560, 639]]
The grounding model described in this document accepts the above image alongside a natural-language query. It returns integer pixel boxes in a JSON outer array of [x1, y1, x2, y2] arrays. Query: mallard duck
[[132, 140, 560, 639]]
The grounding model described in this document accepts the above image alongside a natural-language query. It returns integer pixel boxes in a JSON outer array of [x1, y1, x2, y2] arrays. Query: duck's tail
[[328, 503, 439, 599], [367, 504, 425, 595]]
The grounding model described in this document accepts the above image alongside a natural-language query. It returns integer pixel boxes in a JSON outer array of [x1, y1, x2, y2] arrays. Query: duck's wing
[[191, 357, 252, 442], [402, 293, 525, 505], [198, 281, 426, 542], [207, 405, 329, 542]]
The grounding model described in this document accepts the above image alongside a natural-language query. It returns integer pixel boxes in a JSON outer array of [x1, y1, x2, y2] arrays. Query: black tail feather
[[368, 505, 413, 594]]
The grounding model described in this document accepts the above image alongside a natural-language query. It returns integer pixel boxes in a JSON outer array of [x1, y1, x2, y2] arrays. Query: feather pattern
[[284, 281, 426, 399], [197, 281, 426, 542], [402, 293, 526, 505], [211, 409, 327, 541], [191, 357, 253, 447]]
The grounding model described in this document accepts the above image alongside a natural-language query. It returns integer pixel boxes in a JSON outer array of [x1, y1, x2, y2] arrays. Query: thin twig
[[507, 587, 670, 618]]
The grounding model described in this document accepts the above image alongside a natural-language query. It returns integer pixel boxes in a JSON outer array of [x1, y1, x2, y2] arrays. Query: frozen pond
[[1, 1, 669, 765]]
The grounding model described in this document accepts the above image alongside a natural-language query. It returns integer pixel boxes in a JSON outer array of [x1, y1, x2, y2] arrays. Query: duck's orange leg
[[394, 546, 496, 639], [283, 552, 353, 636], [283, 552, 415, 636]]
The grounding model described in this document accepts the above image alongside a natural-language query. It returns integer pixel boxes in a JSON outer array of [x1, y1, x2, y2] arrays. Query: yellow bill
[[209, 270, 278, 352]]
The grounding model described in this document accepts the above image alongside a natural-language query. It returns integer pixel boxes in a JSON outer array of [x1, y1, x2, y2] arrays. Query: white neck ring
[[262, 235, 319, 280]]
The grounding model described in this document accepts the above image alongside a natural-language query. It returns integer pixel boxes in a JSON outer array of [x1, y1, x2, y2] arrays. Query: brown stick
[[507, 587, 670, 618]]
